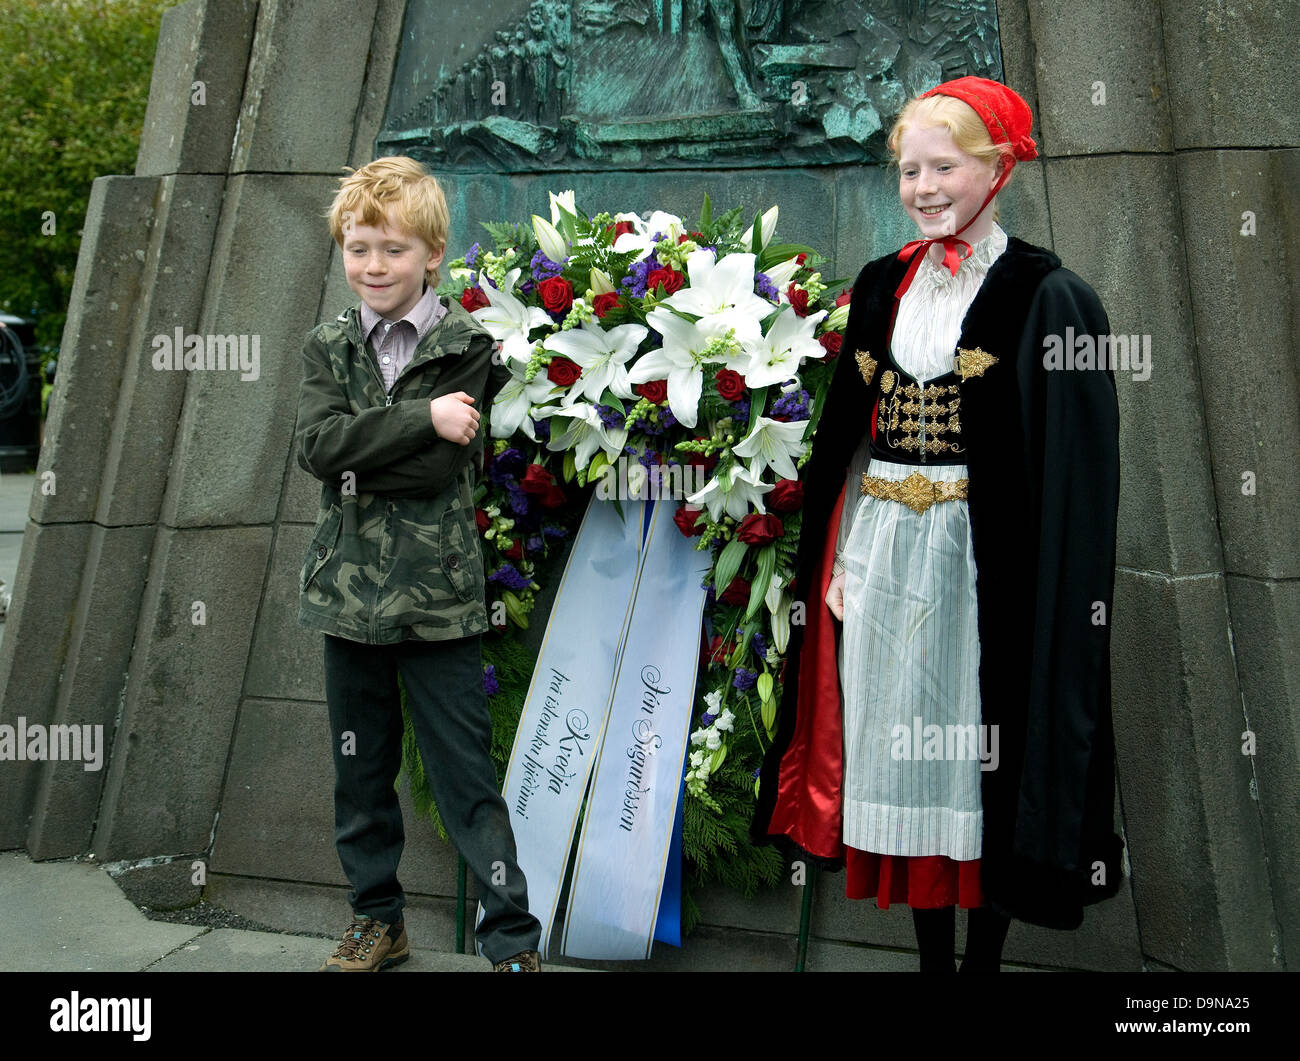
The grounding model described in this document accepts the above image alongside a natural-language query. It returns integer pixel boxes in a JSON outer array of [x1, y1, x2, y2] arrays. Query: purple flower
[[488, 563, 531, 591], [505, 482, 530, 516], [752, 767, 761, 779], [752, 630, 768, 659], [660, 406, 678, 429], [519, 279, 536, 297], [595, 404, 625, 430], [770, 388, 811, 422], [732, 667, 758, 692], [483, 664, 499, 696], [526, 534, 543, 552], [542, 524, 569, 541], [488, 446, 526, 484], [754, 272, 779, 301], [532, 417, 551, 441], [465, 242, 482, 268], [701, 712, 716, 727], [732, 398, 750, 423], [621, 257, 657, 299], [530, 249, 565, 281]]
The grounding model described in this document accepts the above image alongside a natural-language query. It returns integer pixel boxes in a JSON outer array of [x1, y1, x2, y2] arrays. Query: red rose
[[635, 379, 668, 405], [834, 286, 852, 307], [592, 291, 621, 318], [475, 508, 490, 534], [646, 267, 684, 295], [677, 231, 706, 244], [737, 513, 785, 546], [673, 505, 705, 537], [460, 286, 489, 312], [546, 357, 581, 387], [786, 284, 810, 316], [503, 541, 524, 562], [613, 220, 635, 238], [714, 368, 746, 402], [538, 275, 574, 314], [520, 463, 566, 508], [818, 331, 843, 357], [795, 252, 807, 265], [768, 479, 804, 512], [708, 634, 737, 662], [520, 463, 554, 493], [719, 576, 751, 607]]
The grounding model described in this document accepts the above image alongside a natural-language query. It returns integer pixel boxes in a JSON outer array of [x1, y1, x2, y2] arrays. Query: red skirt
[[846, 848, 984, 909]]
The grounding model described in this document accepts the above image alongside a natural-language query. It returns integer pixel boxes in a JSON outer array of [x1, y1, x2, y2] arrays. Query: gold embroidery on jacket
[[955, 346, 998, 380], [880, 378, 964, 460], [855, 349, 877, 386]]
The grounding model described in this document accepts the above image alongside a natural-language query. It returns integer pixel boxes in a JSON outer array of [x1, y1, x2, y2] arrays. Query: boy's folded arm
[[353, 333, 496, 496], [295, 332, 440, 482]]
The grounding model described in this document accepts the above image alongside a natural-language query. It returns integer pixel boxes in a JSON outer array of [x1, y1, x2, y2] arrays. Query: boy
[[295, 156, 542, 972]]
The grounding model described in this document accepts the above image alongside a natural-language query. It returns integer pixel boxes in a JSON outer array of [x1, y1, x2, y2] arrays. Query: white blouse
[[836, 224, 1008, 553]]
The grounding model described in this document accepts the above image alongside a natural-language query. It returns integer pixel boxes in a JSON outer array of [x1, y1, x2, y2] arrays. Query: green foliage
[[0, 0, 180, 351]]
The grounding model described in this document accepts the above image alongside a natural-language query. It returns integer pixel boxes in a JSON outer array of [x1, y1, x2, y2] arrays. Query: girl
[[753, 77, 1123, 972]]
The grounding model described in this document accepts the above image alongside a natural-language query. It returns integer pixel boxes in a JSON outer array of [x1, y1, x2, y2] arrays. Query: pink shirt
[[359, 284, 448, 394]]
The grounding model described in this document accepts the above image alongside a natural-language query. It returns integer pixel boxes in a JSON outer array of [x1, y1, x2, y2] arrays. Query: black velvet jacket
[[753, 237, 1124, 929]]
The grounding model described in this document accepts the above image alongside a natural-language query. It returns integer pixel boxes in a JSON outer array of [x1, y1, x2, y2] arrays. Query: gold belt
[[861, 471, 969, 515]]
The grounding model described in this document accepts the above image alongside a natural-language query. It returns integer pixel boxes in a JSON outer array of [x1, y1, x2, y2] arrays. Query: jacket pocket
[[301, 503, 343, 591], [439, 501, 481, 604]]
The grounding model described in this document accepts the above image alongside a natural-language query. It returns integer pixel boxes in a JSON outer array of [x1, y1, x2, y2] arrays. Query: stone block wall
[[0, 0, 1293, 971]]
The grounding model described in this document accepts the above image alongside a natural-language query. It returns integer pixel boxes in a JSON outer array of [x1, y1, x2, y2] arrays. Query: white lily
[[490, 359, 554, 441], [532, 214, 569, 265], [471, 268, 553, 362], [763, 254, 803, 293], [687, 461, 774, 522], [628, 309, 758, 429], [732, 415, 810, 482], [739, 304, 828, 389], [662, 249, 772, 332], [537, 401, 628, 472], [740, 205, 779, 251], [612, 210, 686, 262], [543, 319, 647, 406], [549, 189, 577, 226], [589, 267, 616, 295]]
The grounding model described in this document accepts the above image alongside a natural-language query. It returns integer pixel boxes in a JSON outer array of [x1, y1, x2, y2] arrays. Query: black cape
[[752, 237, 1124, 929]]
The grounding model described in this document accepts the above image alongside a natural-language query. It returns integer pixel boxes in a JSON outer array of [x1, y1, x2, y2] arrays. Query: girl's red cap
[[920, 76, 1038, 162]]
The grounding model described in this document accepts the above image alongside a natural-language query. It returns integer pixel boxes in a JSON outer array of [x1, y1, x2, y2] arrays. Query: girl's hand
[[825, 570, 845, 621]]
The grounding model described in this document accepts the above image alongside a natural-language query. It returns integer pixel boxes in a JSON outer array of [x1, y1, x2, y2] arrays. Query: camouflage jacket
[[294, 297, 500, 644]]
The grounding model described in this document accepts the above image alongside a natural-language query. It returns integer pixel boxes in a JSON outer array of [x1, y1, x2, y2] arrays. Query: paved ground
[[0, 851, 523, 972]]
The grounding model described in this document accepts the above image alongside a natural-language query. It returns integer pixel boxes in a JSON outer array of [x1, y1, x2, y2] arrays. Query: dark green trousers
[[323, 633, 541, 963]]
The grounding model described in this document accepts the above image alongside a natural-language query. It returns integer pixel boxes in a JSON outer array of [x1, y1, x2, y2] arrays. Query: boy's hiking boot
[[493, 949, 541, 972], [319, 917, 409, 971]]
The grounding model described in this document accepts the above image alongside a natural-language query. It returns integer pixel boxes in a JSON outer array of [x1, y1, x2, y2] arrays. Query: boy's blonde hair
[[327, 156, 451, 286], [886, 94, 1013, 220]]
